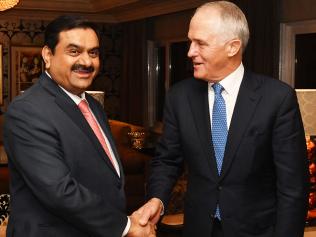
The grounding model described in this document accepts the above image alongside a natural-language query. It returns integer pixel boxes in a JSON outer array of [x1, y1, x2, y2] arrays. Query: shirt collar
[[45, 71, 86, 105], [209, 63, 244, 95]]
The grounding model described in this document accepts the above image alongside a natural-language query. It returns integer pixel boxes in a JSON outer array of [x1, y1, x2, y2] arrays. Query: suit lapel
[[188, 79, 219, 180], [39, 74, 120, 178], [219, 71, 261, 180]]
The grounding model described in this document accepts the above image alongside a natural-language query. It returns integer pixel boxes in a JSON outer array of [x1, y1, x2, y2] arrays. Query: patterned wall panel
[[90, 24, 122, 119], [296, 89, 316, 135]]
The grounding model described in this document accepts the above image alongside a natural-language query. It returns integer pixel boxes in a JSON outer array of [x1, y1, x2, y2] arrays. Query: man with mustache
[[138, 1, 309, 237], [3, 15, 154, 237]]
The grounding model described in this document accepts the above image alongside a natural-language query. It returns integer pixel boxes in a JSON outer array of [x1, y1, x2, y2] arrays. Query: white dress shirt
[[208, 63, 244, 129]]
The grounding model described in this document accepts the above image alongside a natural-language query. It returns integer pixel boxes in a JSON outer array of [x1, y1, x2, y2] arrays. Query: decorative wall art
[[10, 46, 43, 99]]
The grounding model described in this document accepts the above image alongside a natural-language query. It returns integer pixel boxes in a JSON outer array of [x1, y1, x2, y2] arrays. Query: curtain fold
[[120, 20, 147, 125], [234, 0, 280, 79]]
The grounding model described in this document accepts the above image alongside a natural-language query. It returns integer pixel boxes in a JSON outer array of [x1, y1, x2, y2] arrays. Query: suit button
[[217, 186, 222, 191]]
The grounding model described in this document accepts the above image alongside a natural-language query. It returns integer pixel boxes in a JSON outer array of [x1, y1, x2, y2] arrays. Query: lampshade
[[0, 0, 19, 11], [86, 91, 105, 108]]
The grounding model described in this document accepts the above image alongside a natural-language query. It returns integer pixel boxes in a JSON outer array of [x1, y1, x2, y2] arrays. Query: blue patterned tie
[[212, 83, 228, 219]]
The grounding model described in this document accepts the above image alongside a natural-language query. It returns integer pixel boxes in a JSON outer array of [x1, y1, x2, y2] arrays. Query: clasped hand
[[127, 198, 163, 237]]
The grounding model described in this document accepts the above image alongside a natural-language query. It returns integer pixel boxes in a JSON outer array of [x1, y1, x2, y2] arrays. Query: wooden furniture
[[159, 213, 183, 237], [108, 120, 151, 214], [305, 226, 316, 237], [0, 165, 9, 195], [0, 225, 6, 237]]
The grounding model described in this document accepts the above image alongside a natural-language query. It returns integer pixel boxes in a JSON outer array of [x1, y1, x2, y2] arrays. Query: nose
[[79, 52, 93, 66], [187, 42, 197, 58]]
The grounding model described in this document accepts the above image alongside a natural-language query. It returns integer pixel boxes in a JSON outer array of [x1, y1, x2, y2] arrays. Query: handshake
[[126, 198, 163, 237]]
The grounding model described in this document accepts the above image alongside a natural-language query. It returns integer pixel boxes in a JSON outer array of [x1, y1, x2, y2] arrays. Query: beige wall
[[281, 0, 316, 22]]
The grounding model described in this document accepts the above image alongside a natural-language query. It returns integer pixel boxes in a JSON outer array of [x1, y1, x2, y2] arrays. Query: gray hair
[[195, 1, 249, 52]]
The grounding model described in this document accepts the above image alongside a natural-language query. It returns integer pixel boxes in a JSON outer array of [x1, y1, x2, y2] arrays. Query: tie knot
[[78, 99, 90, 113], [212, 83, 224, 95]]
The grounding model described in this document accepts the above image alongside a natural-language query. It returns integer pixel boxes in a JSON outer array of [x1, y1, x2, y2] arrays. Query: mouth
[[71, 65, 95, 77], [193, 62, 203, 68], [73, 69, 93, 74], [72, 70, 94, 79]]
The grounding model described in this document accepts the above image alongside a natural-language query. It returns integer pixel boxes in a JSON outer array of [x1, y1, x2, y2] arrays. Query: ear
[[226, 39, 242, 57], [42, 46, 53, 69]]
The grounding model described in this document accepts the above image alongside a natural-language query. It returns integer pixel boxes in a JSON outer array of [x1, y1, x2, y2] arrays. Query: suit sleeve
[[147, 91, 184, 207], [272, 89, 309, 236], [4, 100, 127, 237]]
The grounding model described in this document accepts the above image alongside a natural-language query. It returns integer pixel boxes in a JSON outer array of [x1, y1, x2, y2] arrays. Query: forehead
[[58, 28, 99, 47], [188, 8, 221, 40]]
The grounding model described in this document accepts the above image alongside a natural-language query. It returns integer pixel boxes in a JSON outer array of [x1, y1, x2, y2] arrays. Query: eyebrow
[[196, 39, 207, 44], [66, 44, 100, 51]]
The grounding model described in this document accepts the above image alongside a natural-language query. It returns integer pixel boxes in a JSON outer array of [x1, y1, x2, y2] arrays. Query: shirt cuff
[[159, 199, 165, 216], [122, 216, 131, 236]]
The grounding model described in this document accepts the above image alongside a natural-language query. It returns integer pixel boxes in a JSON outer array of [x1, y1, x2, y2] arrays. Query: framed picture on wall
[[10, 46, 44, 99]]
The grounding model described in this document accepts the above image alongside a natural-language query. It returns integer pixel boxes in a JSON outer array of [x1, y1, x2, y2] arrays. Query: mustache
[[71, 64, 94, 73]]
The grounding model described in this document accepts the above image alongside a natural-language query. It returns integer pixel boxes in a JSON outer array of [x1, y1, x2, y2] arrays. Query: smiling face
[[187, 7, 241, 82], [42, 27, 100, 95]]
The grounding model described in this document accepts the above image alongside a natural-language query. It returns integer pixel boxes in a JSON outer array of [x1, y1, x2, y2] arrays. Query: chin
[[193, 73, 205, 80], [77, 78, 93, 86]]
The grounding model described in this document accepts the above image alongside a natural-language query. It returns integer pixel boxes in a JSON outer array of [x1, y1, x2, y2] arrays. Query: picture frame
[[0, 44, 3, 105], [10, 46, 44, 99]]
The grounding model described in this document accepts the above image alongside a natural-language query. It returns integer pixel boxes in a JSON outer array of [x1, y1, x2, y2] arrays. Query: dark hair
[[44, 15, 100, 53]]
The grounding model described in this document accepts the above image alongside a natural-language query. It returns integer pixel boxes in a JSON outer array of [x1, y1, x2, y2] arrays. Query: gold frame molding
[[279, 20, 316, 87]]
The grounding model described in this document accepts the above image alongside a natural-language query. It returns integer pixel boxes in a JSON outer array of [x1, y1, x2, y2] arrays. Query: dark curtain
[[120, 20, 147, 125], [233, 0, 280, 79]]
